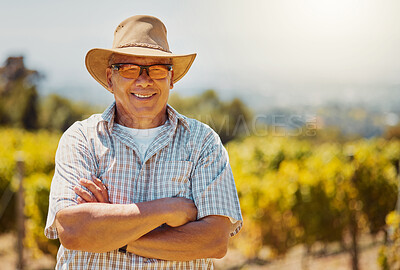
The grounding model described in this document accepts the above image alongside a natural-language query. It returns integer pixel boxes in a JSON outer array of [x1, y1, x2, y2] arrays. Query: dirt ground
[[214, 233, 383, 270], [0, 233, 55, 270], [0, 233, 383, 270], [214, 243, 381, 270]]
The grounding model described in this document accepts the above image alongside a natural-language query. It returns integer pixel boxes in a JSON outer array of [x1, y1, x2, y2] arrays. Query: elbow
[[59, 234, 77, 250], [209, 237, 228, 259], [213, 242, 228, 259], [56, 211, 83, 250], [58, 224, 82, 250], [203, 216, 231, 259]]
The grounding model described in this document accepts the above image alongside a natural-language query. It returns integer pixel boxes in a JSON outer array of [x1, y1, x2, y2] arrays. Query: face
[[106, 54, 174, 129]]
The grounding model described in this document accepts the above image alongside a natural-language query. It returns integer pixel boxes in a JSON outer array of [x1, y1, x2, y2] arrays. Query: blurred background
[[0, 0, 399, 269]]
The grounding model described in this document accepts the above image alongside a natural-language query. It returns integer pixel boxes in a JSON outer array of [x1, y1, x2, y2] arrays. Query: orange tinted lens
[[118, 64, 140, 79], [148, 65, 169, 79]]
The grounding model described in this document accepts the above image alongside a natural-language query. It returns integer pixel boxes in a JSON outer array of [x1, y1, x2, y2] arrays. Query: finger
[[77, 196, 87, 204], [73, 186, 96, 202], [92, 175, 107, 191], [92, 175, 109, 202], [79, 178, 105, 202], [89, 176, 109, 203], [74, 186, 95, 202]]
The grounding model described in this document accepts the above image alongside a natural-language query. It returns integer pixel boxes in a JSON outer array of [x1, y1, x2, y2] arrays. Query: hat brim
[[85, 47, 196, 92]]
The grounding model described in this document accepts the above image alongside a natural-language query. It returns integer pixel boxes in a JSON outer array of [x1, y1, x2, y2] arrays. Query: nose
[[135, 68, 153, 87]]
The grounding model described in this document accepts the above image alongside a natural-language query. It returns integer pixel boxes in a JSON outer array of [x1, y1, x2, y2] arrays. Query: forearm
[[127, 215, 231, 261], [56, 200, 168, 252]]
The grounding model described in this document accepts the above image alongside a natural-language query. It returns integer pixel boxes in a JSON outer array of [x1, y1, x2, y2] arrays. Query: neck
[[115, 107, 167, 129]]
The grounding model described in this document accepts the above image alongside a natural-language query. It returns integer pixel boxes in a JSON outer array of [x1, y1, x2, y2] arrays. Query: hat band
[[117, 42, 172, 53]]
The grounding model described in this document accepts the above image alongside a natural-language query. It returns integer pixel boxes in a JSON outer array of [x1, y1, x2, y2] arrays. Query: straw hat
[[85, 15, 196, 92]]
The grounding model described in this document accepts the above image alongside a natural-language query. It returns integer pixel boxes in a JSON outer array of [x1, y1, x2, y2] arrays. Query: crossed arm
[[55, 176, 232, 260]]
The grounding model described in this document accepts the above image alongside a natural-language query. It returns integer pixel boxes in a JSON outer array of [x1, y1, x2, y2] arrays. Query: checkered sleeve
[[44, 121, 97, 239], [191, 130, 243, 237]]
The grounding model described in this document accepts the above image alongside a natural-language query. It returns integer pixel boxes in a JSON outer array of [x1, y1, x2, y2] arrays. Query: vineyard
[[0, 128, 60, 256], [227, 135, 400, 268], [0, 128, 399, 269]]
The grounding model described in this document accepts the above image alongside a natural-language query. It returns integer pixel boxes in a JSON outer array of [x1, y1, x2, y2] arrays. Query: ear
[[106, 68, 114, 92], [169, 70, 174, 90]]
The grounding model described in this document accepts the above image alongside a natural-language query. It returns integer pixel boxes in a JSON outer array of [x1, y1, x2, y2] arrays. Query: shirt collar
[[101, 101, 116, 133], [100, 102, 190, 132], [166, 104, 190, 132]]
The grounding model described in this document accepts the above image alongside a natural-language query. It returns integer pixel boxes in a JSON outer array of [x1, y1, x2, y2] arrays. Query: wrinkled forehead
[[109, 54, 172, 66]]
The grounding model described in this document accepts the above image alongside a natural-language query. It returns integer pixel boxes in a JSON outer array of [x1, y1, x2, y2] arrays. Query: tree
[[0, 56, 41, 130], [168, 90, 252, 144], [38, 94, 98, 131]]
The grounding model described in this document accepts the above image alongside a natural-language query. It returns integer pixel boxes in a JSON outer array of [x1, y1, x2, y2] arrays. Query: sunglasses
[[110, 63, 173, 80]]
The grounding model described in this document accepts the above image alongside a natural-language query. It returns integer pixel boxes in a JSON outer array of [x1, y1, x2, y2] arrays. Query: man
[[45, 15, 242, 269]]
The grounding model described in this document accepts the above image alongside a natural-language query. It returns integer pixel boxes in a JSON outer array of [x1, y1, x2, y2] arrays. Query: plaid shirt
[[45, 102, 243, 269]]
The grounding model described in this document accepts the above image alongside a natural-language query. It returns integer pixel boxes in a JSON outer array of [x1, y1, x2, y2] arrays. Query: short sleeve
[[191, 131, 243, 237], [44, 122, 97, 239]]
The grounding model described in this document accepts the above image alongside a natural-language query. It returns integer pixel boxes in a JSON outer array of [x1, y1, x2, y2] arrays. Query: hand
[[73, 175, 110, 204], [162, 197, 197, 227]]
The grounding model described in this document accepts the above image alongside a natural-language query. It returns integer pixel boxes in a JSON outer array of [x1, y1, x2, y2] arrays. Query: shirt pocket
[[154, 161, 193, 199]]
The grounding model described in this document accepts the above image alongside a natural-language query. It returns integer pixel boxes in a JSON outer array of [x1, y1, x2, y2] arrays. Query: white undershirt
[[115, 120, 168, 162]]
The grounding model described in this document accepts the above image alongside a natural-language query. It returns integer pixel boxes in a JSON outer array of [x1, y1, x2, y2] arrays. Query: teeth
[[134, 93, 153, 98]]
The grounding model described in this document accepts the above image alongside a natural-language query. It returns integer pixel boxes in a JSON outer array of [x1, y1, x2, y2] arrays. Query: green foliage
[[227, 136, 399, 259], [0, 128, 60, 256], [0, 79, 39, 130], [168, 90, 252, 143], [378, 212, 400, 269], [350, 139, 398, 234], [0, 127, 398, 262], [0, 56, 97, 133], [38, 94, 99, 131]]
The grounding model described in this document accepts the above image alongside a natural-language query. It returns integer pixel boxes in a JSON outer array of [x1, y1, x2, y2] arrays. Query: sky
[[1, 0, 400, 108]]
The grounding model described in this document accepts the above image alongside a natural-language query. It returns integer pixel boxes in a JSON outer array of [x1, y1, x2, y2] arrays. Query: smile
[[132, 93, 155, 98]]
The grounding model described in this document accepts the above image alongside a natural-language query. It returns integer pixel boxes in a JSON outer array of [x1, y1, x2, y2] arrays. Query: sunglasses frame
[[110, 63, 173, 79]]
